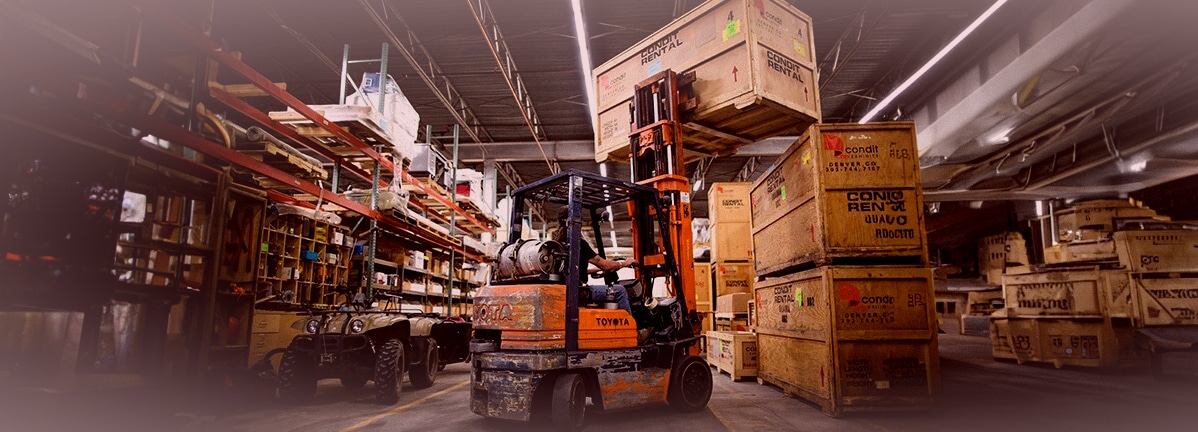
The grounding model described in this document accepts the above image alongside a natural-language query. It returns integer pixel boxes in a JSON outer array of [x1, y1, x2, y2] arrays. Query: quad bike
[[276, 287, 472, 404]]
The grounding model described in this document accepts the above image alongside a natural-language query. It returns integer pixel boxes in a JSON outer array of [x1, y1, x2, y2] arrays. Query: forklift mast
[[628, 70, 699, 338]]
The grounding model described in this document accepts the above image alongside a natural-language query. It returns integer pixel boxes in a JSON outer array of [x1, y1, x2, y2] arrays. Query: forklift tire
[[374, 338, 406, 404], [409, 338, 439, 389], [667, 356, 712, 412], [277, 343, 317, 403], [550, 373, 586, 431]]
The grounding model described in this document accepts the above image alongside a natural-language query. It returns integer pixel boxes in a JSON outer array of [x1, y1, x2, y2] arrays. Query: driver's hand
[[623, 259, 639, 268]]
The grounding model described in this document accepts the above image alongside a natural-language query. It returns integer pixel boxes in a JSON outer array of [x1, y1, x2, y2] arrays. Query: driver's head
[[556, 206, 572, 226]]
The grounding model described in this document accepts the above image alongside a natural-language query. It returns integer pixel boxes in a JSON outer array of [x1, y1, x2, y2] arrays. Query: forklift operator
[[553, 207, 637, 314]]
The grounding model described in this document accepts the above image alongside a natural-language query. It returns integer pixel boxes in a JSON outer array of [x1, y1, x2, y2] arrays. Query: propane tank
[[494, 240, 565, 280]]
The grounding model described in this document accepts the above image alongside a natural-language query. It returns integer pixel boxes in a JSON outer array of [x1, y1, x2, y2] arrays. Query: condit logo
[[837, 283, 893, 310]]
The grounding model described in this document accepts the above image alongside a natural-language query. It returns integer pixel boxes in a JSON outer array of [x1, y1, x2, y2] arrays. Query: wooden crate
[[752, 266, 939, 416], [706, 331, 758, 380], [710, 221, 753, 262], [713, 261, 754, 297], [695, 263, 714, 312], [978, 232, 1029, 286], [593, 0, 820, 162], [1042, 239, 1118, 264], [1114, 230, 1198, 273], [1130, 274, 1198, 326], [757, 334, 940, 417], [1055, 199, 1163, 242], [708, 182, 752, 224], [1001, 266, 1133, 319], [750, 123, 925, 277], [754, 266, 936, 341], [989, 316, 1141, 369]]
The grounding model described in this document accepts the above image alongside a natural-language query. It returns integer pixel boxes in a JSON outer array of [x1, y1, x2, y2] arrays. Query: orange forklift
[[470, 70, 710, 429]]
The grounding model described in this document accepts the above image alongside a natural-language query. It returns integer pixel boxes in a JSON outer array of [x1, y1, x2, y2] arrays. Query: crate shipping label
[[835, 281, 929, 331], [829, 189, 922, 245]]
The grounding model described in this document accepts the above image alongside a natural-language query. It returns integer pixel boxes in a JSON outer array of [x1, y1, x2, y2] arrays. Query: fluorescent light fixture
[[1035, 200, 1044, 217], [599, 162, 607, 176], [859, 0, 1009, 124], [571, 0, 597, 134]]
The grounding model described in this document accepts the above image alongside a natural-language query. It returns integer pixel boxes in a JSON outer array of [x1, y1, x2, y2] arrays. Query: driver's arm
[[588, 256, 636, 272]]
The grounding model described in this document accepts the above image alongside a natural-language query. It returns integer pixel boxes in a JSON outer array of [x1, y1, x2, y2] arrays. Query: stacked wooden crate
[[990, 266, 1142, 369], [991, 199, 1198, 370], [750, 122, 939, 417], [978, 231, 1029, 286], [1044, 199, 1165, 264], [705, 183, 757, 374], [1110, 227, 1198, 376]]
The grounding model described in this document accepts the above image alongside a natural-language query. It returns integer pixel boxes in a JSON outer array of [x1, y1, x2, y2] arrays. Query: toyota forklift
[[470, 70, 711, 429]]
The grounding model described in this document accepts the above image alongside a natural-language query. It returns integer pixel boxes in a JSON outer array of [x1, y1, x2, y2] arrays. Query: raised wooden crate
[[592, 0, 819, 162], [750, 122, 925, 277], [706, 331, 758, 380], [752, 266, 938, 416], [989, 316, 1141, 369], [1001, 266, 1133, 319]]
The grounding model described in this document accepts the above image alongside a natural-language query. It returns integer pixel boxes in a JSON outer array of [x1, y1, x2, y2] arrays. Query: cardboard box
[[717, 292, 751, 314], [1042, 240, 1117, 264], [593, 0, 820, 162]]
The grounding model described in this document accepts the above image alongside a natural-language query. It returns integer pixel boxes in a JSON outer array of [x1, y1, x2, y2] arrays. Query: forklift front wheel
[[550, 373, 587, 430], [667, 356, 713, 412]]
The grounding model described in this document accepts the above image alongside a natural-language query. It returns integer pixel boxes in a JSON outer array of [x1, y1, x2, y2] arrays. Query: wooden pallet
[[268, 105, 410, 172], [237, 141, 328, 180]]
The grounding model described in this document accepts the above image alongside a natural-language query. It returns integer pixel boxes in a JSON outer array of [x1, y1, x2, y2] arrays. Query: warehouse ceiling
[[9, 0, 1198, 251], [192, 0, 1013, 211]]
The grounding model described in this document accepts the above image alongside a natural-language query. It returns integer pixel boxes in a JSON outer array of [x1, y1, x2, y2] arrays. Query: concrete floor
[[3, 334, 1197, 431]]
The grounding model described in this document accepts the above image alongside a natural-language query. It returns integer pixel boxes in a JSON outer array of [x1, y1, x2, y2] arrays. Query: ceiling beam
[[359, 0, 494, 146], [466, 0, 556, 173]]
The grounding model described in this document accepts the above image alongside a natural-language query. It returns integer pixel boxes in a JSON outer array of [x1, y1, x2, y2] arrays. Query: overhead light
[[1035, 200, 1044, 217], [571, 0, 597, 134], [859, 0, 1009, 124]]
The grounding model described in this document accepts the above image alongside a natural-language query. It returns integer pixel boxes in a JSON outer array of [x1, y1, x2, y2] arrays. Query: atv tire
[[277, 342, 317, 403], [409, 338, 439, 389], [374, 338, 406, 404]]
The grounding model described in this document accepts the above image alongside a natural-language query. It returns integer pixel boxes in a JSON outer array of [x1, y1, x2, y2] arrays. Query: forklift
[[470, 70, 710, 429]]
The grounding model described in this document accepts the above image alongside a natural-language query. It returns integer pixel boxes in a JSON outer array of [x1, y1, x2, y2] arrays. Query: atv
[[276, 288, 472, 404]]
